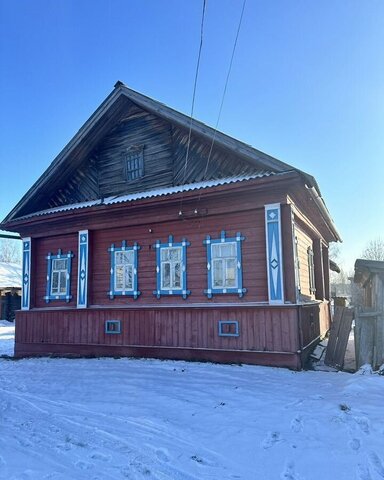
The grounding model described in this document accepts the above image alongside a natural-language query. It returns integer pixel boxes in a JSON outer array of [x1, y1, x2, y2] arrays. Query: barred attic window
[[123, 146, 144, 182]]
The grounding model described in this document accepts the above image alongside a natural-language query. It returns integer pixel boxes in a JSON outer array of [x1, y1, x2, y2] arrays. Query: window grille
[[123, 146, 144, 181]]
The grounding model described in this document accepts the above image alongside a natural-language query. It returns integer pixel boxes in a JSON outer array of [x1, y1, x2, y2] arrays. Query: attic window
[[123, 146, 144, 182]]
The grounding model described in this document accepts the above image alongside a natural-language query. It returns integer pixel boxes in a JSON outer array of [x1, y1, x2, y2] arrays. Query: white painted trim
[[77, 230, 89, 309], [21, 237, 31, 310], [264, 204, 285, 305]]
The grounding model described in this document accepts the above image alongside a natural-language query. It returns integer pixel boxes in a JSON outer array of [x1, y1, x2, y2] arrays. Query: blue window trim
[[44, 249, 74, 303], [77, 230, 89, 308], [218, 320, 240, 337], [21, 237, 31, 310], [265, 204, 284, 304], [108, 240, 141, 299], [203, 231, 246, 298], [153, 235, 191, 299], [105, 320, 121, 334]]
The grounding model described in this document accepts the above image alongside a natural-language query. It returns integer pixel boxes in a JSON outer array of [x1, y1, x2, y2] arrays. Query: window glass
[[114, 250, 134, 291], [225, 258, 236, 287], [212, 243, 236, 258], [213, 259, 224, 287], [161, 247, 182, 290], [162, 262, 171, 288], [211, 243, 238, 289], [50, 258, 68, 296]]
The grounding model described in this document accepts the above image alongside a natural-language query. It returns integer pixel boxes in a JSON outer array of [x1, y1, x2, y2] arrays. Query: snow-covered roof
[[0, 262, 22, 289], [14, 172, 278, 220]]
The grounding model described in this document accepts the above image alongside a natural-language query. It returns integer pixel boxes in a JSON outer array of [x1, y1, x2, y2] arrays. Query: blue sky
[[1, 0, 383, 272]]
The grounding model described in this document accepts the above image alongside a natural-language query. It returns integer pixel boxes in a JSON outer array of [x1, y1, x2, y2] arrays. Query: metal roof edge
[[8, 172, 280, 223]]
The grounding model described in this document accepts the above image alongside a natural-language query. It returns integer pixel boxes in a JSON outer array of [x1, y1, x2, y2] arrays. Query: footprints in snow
[[290, 416, 303, 433], [368, 452, 384, 478], [262, 431, 283, 449], [280, 461, 303, 480], [357, 452, 384, 480]]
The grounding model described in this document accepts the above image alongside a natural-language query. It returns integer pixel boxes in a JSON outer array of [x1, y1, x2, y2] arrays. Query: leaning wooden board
[[324, 307, 354, 369]]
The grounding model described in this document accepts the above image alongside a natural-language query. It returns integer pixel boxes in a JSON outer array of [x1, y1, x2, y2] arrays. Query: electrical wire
[[179, 0, 207, 216], [197, 0, 247, 206]]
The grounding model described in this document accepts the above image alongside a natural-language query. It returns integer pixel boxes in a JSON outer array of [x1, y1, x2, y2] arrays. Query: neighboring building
[[354, 259, 384, 369], [0, 262, 22, 321], [0, 82, 341, 368]]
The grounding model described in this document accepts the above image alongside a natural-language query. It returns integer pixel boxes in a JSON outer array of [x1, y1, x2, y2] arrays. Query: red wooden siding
[[90, 207, 269, 306], [15, 305, 301, 367], [299, 301, 330, 351]]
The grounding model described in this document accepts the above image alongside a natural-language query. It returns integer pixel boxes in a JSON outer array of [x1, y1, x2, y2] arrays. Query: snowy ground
[[1, 324, 383, 480]]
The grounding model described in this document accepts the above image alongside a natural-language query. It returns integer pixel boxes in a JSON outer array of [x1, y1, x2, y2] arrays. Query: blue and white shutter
[[21, 237, 31, 310], [77, 230, 89, 308], [265, 204, 284, 304]]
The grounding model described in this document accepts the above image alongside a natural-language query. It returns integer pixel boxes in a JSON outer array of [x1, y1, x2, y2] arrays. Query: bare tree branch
[[361, 237, 384, 261]]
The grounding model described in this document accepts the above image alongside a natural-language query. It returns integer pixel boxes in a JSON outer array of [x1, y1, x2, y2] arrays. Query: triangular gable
[[3, 81, 317, 223]]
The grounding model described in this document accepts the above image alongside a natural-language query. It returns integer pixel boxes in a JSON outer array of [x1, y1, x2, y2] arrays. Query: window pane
[[115, 266, 124, 290], [53, 259, 68, 271], [115, 251, 133, 265], [213, 259, 223, 287], [51, 271, 59, 294], [173, 262, 181, 288], [225, 259, 237, 287], [125, 265, 133, 289], [212, 244, 221, 258], [221, 243, 236, 257], [162, 262, 171, 288], [212, 243, 236, 258], [59, 271, 67, 294], [170, 248, 181, 261], [161, 249, 170, 262]]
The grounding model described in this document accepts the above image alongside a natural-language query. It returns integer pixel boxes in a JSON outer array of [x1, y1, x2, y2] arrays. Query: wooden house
[[0, 261, 22, 321], [1, 81, 341, 369]]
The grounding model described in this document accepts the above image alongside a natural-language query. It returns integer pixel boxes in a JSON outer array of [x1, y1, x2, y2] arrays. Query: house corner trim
[[21, 237, 31, 310], [265, 203, 284, 304], [77, 230, 89, 308]]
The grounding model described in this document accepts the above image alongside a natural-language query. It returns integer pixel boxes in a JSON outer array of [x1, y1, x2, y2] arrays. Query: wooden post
[[281, 204, 297, 303], [322, 245, 330, 300], [313, 239, 325, 300]]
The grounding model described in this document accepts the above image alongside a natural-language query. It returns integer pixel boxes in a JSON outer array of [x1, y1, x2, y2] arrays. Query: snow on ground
[[1, 324, 383, 480], [0, 320, 15, 356]]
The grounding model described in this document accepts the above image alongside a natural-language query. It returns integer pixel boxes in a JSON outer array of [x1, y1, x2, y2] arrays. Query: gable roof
[[1, 81, 340, 241]]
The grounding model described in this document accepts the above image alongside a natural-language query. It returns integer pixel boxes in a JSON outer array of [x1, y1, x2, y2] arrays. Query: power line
[[197, 0, 246, 204], [179, 0, 207, 216]]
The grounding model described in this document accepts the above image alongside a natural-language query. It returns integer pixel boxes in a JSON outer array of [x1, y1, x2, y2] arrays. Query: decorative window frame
[[218, 320, 240, 337], [203, 231, 246, 299], [108, 241, 140, 299], [153, 235, 190, 299], [122, 145, 144, 182], [307, 246, 316, 295], [44, 249, 74, 303], [105, 320, 121, 334]]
